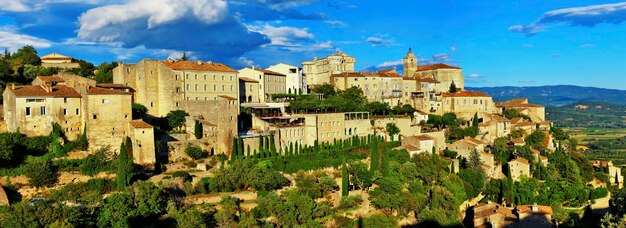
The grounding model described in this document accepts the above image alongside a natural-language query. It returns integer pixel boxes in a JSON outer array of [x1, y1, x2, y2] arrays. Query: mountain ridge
[[466, 85, 626, 106]]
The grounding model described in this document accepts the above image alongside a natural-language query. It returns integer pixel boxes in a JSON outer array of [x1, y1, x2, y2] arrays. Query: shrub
[[24, 159, 57, 188], [80, 147, 112, 176], [338, 195, 363, 210], [185, 146, 207, 160], [591, 188, 609, 200], [171, 171, 192, 183]]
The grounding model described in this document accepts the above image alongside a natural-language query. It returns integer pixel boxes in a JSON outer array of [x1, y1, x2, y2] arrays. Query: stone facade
[[40, 53, 80, 69], [441, 91, 497, 119], [508, 158, 531, 181], [128, 120, 156, 165], [497, 98, 546, 123], [267, 63, 307, 95], [3, 75, 156, 165], [238, 68, 286, 102], [302, 52, 356, 87], [239, 77, 260, 103], [113, 59, 239, 117]]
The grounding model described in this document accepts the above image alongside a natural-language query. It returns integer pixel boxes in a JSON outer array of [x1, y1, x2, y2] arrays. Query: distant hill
[[466, 85, 626, 106], [545, 101, 626, 128]]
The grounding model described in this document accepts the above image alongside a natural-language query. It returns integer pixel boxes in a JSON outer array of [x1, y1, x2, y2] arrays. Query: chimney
[[11, 83, 15, 90], [197, 60, 203, 65], [531, 203, 538, 213]]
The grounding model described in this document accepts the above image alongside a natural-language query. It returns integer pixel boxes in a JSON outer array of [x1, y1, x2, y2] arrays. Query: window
[[175, 75, 179, 80], [25, 107, 31, 116], [195, 84, 198, 91], [76, 108, 80, 115], [176, 87, 180, 93], [186, 74, 189, 79], [64, 98, 68, 103], [93, 114, 97, 119], [195, 74, 197, 80], [186, 84, 190, 91], [176, 102, 180, 107], [204, 85, 207, 91], [214, 85, 217, 91], [204, 75, 207, 80], [213, 75, 216, 80], [102, 99, 110, 104], [40, 106, 46, 115], [230, 76, 233, 81], [222, 85, 225, 91], [222, 76, 224, 80], [230, 85, 234, 91], [63, 109, 67, 116]]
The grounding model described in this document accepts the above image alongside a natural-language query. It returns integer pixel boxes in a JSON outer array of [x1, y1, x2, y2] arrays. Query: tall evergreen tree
[[468, 149, 483, 171], [472, 112, 479, 127], [449, 81, 458, 93], [231, 137, 238, 161], [246, 144, 251, 159], [116, 141, 132, 190], [194, 120, 203, 139], [342, 160, 349, 197]]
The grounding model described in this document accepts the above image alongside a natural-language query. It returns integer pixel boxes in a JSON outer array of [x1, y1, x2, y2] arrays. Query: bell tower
[[403, 48, 417, 77]]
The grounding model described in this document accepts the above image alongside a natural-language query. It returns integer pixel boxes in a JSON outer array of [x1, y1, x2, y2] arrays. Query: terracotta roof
[[441, 91, 491, 97], [8, 84, 81, 98], [331, 72, 402, 79], [510, 137, 525, 144], [35, 76, 65, 83], [464, 137, 486, 146], [515, 122, 536, 127], [402, 145, 420, 151], [510, 117, 524, 124], [516, 205, 553, 215], [162, 60, 236, 72], [256, 69, 286, 76], [377, 69, 401, 77], [218, 95, 237, 100], [129, 120, 153, 128], [239, 77, 259, 83], [403, 77, 441, 83], [88, 86, 133, 95], [414, 63, 461, 71], [510, 157, 530, 165], [497, 98, 543, 108], [41, 53, 72, 60], [411, 135, 435, 141], [97, 83, 131, 89]]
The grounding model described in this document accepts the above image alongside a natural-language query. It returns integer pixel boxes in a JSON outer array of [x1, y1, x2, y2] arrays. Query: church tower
[[403, 48, 417, 77]]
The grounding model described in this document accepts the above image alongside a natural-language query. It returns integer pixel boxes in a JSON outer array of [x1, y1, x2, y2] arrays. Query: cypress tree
[[294, 141, 299, 156], [270, 134, 277, 157], [79, 125, 89, 150], [259, 136, 265, 156], [472, 112, 479, 127], [194, 120, 203, 139], [342, 160, 349, 197], [231, 137, 238, 161], [117, 141, 132, 190], [289, 142, 294, 157], [246, 144, 251, 159]]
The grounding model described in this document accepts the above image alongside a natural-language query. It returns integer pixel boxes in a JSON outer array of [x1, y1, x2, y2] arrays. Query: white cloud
[[324, 20, 347, 27], [432, 53, 452, 62], [0, 30, 52, 51], [0, 0, 30, 12], [469, 73, 480, 78], [510, 2, 626, 36], [76, 0, 269, 60], [365, 36, 394, 47], [248, 24, 314, 46], [377, 60, 402, 68]]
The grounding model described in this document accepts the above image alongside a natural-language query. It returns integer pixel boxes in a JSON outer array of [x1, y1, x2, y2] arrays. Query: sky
[[1, 0, 625, 89]]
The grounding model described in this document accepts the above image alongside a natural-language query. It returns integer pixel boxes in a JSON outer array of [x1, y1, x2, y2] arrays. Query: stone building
[[267, 63, 307, 95], [113, 59, 239, 117], [239, 77, 260, 103], [477, 114, 512, 144], [473, 202, 517, 228], [508, 158, 531, 181], [441, 91, 497, 119], [516, 204, 553, 228], [302, 52, 356, 87], [40, 53, 80, 69], [331, 71, 403, 105], [128, 120, 156, 164], [401, 134, 435, 155], [497, 98, 546, 123], [3, 74, 155, 165], [238, 67, 287, 102]]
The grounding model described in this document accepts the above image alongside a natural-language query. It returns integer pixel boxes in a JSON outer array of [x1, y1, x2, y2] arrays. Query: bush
[[338, 195, 363, 210], [185, 146, 207, 160], [80, 147, 113, 176], [171, 171, 192, 183], [591, 188, 609, 200], [24, 159, 57, 188]]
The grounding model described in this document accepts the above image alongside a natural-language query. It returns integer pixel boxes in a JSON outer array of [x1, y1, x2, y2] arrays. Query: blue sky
[[1, 0, 625, 89]]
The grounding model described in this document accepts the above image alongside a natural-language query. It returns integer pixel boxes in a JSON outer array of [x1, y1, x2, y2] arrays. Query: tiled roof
[[36, 76, 65, 83], [377, 69, 401, 77], [162, 60, 236, 72], [510, 157, 530, 165], [412, 135, 435, 141], [9, 84, 81, 98], [515, 122, 536, 127], [414, 63, 461, 71], [129, 120, 153, 128], [516, 205, 553, 215], [88, 86, 133, 95], [218, 95, 237, 100], [464, 137, 486, 146], [256, 69, 286, 76], [510, 137, 525, 144], [510, 117, 524, 124], [441, 91, 491, 97], [41, 53, 72, 60], [497, 98, 543, 108], [402, 145, 420, 151], [239, 77, 259, 83], [97, 83, 131, 89], [331, 72, 402, 79]]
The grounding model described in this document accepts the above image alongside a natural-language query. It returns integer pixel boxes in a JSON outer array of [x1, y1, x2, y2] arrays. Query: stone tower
[[403, 48, 417, 77]]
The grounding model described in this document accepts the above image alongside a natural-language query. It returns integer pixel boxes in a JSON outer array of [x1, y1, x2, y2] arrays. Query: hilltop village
[[0, 48, 624, 227]]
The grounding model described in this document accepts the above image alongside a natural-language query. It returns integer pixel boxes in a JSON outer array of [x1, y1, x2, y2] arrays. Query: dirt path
[[591, 192, 611, 215]]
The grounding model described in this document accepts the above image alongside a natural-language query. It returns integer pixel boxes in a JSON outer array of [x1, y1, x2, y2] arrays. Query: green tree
[[468, 149, 483, 171], [117, 141, 133, 190], [97, 193, 134, 228], [185, 145, 206, 160], [449, 81, 457, 93], [193, 120, 202, 139], [166, 110, 188, 131], [342, 161, 349, 197], [215, 196, 242, 227], [25, 158, 57, 188], [0, 58, 10, 79], [385, 123, 400, 141], [10, 45, 41, 67]]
